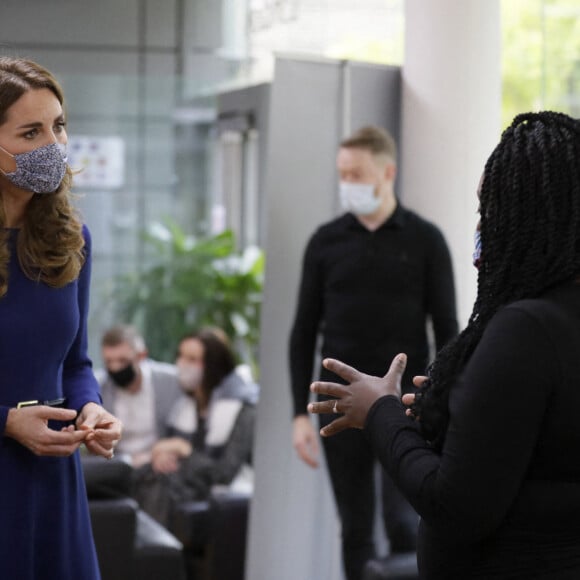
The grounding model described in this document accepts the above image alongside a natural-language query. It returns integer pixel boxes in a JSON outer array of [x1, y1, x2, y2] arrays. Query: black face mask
[[107, 363, 137, 388]]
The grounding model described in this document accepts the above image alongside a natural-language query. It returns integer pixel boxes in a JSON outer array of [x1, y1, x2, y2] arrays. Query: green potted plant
[[115, 220, 264, 376]]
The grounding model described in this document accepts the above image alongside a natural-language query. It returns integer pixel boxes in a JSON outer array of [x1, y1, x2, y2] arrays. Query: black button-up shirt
[[289, 205, 458, 415]]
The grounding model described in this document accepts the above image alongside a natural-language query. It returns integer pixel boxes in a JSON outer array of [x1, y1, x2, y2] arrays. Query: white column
[[401, 0, 501, 326]]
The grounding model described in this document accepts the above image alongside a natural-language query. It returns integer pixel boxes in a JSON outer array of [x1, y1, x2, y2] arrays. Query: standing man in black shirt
[[289, 125, 458, 580]]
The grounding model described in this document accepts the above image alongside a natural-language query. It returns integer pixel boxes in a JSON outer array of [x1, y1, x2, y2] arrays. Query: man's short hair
[[340, 125, 397, 162], [101, 324, 145, 352]]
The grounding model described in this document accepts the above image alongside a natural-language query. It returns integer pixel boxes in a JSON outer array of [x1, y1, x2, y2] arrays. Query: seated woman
[[132, 327, 259, 527]]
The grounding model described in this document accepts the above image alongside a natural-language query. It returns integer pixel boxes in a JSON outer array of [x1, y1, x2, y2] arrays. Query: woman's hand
[[76, 402, 122, 459], [151, 437, 192, 458], [308, 353, 407, 437], [5, 406, 88, 456], [151, 450, 181, 474], [151, 437, 192, 474], [402, 375, 428, 419]]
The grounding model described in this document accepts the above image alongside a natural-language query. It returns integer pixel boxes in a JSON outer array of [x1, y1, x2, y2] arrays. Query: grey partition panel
[[246, 56, 344, 580], [348, 61, 402, 198], [247, 56, 401, 580], [349, 62, 402, 148]]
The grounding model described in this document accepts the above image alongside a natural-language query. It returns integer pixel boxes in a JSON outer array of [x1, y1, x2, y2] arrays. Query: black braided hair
[[411, 111, 580, 449]]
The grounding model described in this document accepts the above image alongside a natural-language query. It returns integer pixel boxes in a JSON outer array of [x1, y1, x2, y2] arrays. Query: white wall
[[401, 0, 502, 327]]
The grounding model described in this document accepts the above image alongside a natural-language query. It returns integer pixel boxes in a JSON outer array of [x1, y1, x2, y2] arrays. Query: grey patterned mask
[[1, 142, 67, 194]]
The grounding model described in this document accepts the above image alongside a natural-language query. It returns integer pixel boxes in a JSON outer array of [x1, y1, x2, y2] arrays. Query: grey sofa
[[82, 456, 187, 580]]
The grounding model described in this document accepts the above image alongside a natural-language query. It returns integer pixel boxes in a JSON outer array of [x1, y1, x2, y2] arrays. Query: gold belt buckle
[[17, 400, 39, 409], [17, 398, 66, 409]]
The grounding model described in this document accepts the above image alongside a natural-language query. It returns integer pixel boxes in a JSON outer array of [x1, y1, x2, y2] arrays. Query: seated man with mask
[[95, 325, 182, 467]]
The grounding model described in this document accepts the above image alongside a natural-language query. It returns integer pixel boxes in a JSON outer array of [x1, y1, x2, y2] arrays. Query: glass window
[[502, 0, 580, 127]]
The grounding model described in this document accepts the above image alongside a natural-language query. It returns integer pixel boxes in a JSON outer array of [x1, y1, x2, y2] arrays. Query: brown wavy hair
[[0, 56, 84, 298]]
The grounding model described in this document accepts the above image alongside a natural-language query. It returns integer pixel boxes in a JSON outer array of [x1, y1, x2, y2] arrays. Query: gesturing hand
[[402, 375, 429, 420], [308, 353, 407, 437]]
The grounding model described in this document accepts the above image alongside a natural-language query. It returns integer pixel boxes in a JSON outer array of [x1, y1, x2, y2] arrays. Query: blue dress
[[0, 226, 101, 579]]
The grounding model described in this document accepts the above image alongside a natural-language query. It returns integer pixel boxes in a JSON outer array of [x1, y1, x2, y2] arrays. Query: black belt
[[17, 397, 67, 409]]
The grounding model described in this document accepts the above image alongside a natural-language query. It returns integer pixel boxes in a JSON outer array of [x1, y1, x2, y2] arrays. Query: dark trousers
[[319, 413, 418, 580]]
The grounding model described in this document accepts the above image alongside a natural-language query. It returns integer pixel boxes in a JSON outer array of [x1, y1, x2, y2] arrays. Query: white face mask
[[177, 365, 203, 393], [339, 181, 381, 216]]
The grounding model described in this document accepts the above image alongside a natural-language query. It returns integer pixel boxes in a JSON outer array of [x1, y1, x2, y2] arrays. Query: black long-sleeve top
[[289, 205, 458, 416], [365, 282, 580, 579]]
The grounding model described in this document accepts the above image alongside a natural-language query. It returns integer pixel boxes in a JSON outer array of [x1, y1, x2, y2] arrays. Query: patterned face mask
[[0, 142, 67, 194]]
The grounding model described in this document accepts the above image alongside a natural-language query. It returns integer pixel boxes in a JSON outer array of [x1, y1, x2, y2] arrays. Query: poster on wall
[[67, 135, 125, 189]]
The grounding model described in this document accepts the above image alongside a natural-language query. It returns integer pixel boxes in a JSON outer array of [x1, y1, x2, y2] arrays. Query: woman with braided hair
[[309, 111, 580, 579]]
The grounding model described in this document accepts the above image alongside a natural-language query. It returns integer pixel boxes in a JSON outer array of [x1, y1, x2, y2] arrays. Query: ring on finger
[[333, 401, 339, 414]]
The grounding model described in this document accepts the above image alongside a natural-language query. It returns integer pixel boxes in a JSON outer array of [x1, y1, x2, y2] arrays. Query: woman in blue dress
[[0, 56, 122, 579]]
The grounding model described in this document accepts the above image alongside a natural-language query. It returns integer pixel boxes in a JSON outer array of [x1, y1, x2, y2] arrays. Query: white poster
[[68, 135, 125, 189]]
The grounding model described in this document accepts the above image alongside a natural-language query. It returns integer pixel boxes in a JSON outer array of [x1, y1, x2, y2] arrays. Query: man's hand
[[308, 353, 407, 437], [293, 414, 320, 468]]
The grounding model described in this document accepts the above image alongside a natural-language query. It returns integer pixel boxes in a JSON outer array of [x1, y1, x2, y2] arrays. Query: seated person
[[95, 324, 182, 467], [132, 327, 259, 527]]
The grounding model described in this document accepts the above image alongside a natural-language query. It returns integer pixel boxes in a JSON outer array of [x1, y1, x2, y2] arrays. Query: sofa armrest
[[89, 497, 138, 580], [135, 509, 184, 552], [362, 553, 419, 580], [171, 500, 212, 554], [82, 455, 133, 499], [133, 510, 187, 580], [205, 491, 251, 580]]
